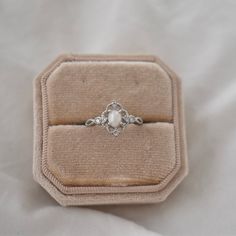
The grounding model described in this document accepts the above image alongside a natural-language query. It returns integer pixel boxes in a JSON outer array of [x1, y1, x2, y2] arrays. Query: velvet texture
[[33, 54, 188, 206], [47, 61, 172, 125], [47, 124, 175, 186]]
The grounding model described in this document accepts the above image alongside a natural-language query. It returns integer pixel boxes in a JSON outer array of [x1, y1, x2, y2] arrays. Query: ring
[[85, 101, 143, 136]]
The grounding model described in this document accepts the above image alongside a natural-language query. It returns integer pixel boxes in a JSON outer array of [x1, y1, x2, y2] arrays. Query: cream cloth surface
[[0, 0, 236, 236]]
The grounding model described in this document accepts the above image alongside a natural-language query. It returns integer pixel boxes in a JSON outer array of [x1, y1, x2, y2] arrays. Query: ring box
[[33, 54, 188, 206]]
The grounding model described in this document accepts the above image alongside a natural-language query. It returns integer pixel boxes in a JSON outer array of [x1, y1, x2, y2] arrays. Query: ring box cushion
[[47, 61, 173, 125], [33, 54, 188, 206]]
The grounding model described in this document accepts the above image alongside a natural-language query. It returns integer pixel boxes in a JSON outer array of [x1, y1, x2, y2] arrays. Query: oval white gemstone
[[108, 110, 122, 128]]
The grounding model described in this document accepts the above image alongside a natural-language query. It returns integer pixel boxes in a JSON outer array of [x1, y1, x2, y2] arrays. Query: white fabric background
[[0, 0, 236, 235]]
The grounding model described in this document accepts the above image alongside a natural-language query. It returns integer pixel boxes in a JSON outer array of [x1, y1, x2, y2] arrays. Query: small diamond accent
[[129, 115, 135, 123], [95, 117, 101, 124]]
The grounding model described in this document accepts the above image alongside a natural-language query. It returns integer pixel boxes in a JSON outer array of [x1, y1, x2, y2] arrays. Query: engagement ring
[[85, 101, 143, 136]]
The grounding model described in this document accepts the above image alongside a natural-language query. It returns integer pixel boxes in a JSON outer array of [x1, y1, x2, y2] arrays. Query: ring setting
[[85, 101, 143, 136]]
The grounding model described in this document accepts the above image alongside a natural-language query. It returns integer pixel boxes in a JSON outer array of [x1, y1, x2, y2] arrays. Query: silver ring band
[[85, 101, 143, 136]]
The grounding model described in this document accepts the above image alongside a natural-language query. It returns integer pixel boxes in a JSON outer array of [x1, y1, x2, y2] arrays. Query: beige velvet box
[[33, 54, 188, 206]]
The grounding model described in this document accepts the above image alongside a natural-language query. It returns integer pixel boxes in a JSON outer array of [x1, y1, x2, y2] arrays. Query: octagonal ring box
[[33, 54, 188, 206]]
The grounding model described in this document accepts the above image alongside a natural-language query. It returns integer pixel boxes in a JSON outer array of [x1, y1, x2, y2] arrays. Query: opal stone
[[108, 110, 122, 128]]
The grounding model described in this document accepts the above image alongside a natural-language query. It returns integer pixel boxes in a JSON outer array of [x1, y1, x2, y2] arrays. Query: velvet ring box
[[33, 54, 188, 206]]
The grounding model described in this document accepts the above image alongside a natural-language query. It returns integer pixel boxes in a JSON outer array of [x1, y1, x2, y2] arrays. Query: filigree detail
[[85, 101, 143, 136]]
